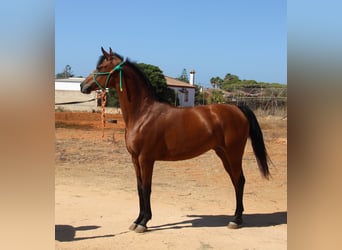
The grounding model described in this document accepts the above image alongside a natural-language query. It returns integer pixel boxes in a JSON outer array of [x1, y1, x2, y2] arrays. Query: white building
[[165, 76, 195, 107], [55, 78, 98, 112], [55, 71, 196, 111]]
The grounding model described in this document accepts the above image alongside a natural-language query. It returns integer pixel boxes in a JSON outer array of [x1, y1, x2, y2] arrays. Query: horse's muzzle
[[80, 82, 92, 94]]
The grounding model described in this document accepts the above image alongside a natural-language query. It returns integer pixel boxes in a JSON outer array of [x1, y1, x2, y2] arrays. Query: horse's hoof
[[129, 223, 137, 231], [134, 225, 147, 233], [227, 221, 239, 229]]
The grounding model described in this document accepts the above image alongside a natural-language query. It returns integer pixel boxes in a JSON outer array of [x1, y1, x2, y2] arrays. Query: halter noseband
[[93, 61, 125, 92]]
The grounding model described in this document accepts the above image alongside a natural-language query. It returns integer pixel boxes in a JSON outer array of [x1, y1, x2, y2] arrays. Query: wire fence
[[225, 87, 287, 117]]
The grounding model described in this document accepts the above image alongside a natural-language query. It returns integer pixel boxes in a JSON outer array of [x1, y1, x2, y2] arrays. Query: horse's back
[[152, 103, 249, 140], [193, 104, 249, 131], [147, 103, 250, 160]]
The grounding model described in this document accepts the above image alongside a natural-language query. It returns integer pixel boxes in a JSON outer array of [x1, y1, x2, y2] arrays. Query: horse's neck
[[118, 71, 156, 127]]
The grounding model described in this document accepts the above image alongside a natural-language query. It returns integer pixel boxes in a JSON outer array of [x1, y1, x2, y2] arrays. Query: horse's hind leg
[[215, 147, 245, 228], [230, 171, 245, 228]]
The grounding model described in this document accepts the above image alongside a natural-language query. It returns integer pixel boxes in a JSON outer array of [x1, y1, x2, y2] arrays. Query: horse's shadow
[[149, 211, 287, 231], [55, 225, 116, 242], [55, 212, 287, 240]]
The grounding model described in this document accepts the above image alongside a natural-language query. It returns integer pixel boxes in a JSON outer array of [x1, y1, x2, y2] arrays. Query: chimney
[[189, 69, 195, 85]]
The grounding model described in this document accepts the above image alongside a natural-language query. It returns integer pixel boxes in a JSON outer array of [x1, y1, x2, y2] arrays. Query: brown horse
[[80, 48, 270, 233]]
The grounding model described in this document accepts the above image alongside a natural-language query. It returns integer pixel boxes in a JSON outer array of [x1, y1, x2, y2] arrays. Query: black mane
[[125, 59, 171, 103], [125, 60, 156, 92]]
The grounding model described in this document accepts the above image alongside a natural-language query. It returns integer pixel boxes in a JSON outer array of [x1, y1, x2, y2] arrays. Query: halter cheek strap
[[93, 61, 125, 91], [113, 61, 124, 92]]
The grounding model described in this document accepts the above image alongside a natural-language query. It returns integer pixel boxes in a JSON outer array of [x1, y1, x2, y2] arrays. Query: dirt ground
[[55, 111, 287, 250]]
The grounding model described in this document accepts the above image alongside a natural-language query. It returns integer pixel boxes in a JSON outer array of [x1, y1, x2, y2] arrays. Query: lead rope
[[101, 90, 107, 139], [95, 61, 124, 139]]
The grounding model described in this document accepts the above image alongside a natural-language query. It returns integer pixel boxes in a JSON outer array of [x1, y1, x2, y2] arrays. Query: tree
[[106, 88, 120, 107], [208, 90, 225, 104], [223, 73, 240, 84], [177, 68, 189, 83], [194, 85, 208, 105], [55, 64, 74, 78], [136, 63, 177, 105], [210, 76, 223, 89]]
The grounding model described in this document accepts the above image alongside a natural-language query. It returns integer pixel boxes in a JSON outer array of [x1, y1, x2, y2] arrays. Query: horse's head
[[80, 47, 124, 94]]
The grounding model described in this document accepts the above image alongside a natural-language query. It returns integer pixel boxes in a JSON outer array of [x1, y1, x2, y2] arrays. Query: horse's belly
[[161, 135, 215, 161], [161, 148, 211, 161]]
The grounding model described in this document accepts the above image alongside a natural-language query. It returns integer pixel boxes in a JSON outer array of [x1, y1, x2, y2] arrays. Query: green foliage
[[210, 76, 223, 88], [194, 85, 207, 105], [208, 90, 225, 104], [106, 88, 119, 107], [224, 73, 240, 84], [223, 81, 285, 92], [177, 68, 189, 83], [210, 71, 286, 93], [136, 63, 178, 105]]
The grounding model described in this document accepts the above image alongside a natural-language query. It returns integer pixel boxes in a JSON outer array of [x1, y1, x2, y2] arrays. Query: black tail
[[238, 105, 270, 179]]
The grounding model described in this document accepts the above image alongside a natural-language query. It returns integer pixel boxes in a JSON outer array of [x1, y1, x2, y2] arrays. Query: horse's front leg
[[129, 156, 154, 233], [134, 183, 152, 233], [128, 181, 144, 231]]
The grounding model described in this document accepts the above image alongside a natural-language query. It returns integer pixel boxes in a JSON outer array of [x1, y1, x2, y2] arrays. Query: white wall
[[169, 86, 195, 107], [55, 79, 98, 111]]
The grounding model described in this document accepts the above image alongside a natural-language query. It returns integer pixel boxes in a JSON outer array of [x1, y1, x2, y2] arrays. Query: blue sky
[[55, 0, 287, 86]]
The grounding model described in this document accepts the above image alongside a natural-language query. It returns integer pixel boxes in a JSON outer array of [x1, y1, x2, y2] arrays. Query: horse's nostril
[[80, 83, 91, 94]]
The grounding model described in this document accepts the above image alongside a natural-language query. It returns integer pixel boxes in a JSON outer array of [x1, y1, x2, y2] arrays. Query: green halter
[[93, 61, 125, 91]]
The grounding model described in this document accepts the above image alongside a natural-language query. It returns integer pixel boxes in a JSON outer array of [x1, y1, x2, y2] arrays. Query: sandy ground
[[55, 111, 287, 250]]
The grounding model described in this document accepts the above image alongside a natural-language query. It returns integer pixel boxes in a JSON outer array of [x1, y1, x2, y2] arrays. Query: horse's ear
[[109, 47, 114, 55], [101, 47, 110, 58]]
